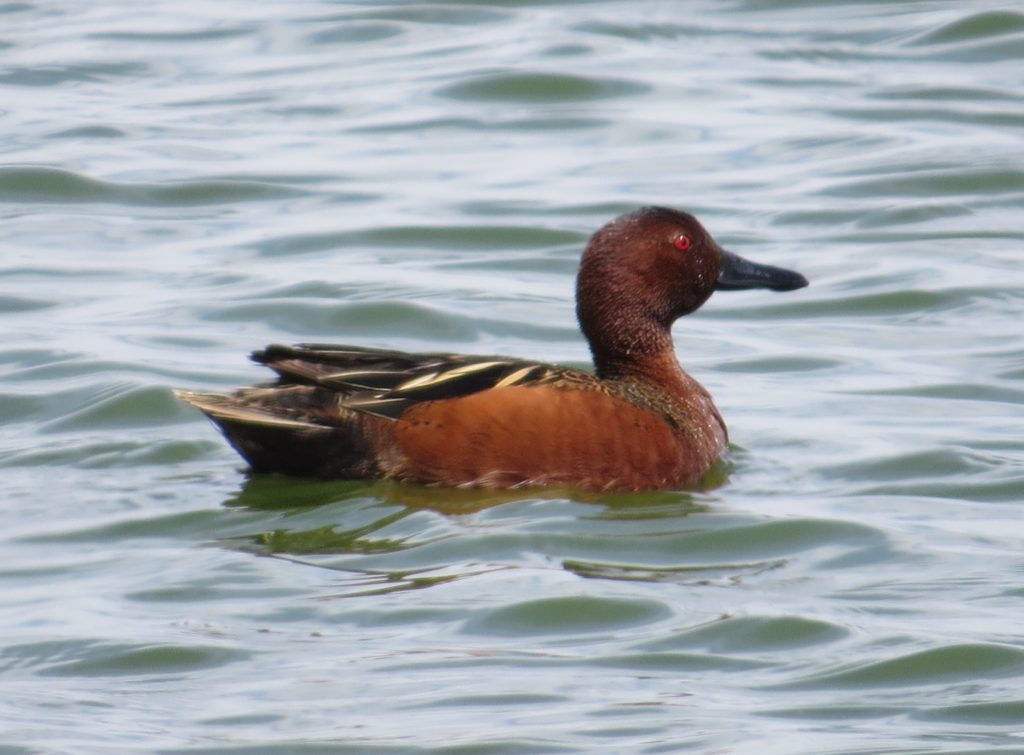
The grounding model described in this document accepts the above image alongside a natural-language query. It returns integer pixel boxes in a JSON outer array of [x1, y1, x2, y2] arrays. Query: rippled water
[[3, 1, 1024, 752]]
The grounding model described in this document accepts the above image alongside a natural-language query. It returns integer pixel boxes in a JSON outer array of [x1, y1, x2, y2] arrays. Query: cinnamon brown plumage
[[177, 207, 808, 492]]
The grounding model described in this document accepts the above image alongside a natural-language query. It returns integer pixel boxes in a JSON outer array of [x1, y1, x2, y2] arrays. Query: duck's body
[[178, 207, 807, 492], [178, 342, 726, 490]]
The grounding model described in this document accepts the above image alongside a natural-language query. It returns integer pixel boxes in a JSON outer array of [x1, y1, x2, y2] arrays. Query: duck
[[177, 206, 808, 492]]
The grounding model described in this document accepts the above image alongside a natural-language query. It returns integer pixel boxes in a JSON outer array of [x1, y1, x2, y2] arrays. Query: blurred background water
[[2, 1, 1024, 752]]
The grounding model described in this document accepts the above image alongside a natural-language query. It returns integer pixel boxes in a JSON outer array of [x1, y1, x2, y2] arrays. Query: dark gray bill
[[715, 250, 809, 292]]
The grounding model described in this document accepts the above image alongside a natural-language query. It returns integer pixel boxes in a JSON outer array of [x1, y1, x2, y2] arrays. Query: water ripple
[[437, 72, 649, 102], [0, 62, 150, 86], [465, 596, 671, 636], [911, 10, 1024, 45], [773, 643, 1024, 690], [2, 0, 1024, 751], [0, 167, 306, 206]]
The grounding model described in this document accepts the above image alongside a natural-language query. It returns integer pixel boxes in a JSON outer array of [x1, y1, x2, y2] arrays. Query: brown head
[[576, 206, 808, 380]]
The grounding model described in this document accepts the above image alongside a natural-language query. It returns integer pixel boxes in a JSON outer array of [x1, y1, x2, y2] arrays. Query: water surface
[[2, 1, 1024, 752]]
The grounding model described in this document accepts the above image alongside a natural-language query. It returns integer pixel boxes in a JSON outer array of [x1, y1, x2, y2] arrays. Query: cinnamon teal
[[177, 207, 808, 492]]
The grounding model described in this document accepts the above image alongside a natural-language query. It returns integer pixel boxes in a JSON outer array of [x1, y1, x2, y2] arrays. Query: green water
[[2, 1, 1024, 752]]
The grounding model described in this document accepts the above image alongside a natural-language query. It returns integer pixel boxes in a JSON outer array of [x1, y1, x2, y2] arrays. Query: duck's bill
[[715, 250, 809, 292]]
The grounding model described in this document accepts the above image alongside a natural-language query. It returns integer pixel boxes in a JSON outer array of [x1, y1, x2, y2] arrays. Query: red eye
[[673, 234, 692, 252]]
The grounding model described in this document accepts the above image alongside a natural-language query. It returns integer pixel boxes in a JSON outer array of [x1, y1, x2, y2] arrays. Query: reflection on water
[[224, 467, 724, 513]]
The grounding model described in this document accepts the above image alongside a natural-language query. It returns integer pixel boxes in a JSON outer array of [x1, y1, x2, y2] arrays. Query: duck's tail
[[174, 389, 385, 478]]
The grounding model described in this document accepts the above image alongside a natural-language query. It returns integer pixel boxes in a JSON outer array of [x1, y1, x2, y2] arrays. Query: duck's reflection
[[225, 454, 729, 515], [218, 469, 724, 597]]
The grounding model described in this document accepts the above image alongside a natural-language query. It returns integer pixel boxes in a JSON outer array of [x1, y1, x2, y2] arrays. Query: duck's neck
[[575, 254, 689, 389], [586, 317, 688, 389]]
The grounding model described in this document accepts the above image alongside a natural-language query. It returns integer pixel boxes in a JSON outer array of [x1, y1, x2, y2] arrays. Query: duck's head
[[576, 206, 808, 377]]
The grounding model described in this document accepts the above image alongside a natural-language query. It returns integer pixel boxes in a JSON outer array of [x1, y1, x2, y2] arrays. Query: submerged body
[[178, 207, 808, 492]]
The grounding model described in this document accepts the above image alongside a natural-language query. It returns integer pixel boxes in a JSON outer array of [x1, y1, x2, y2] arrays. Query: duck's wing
[[250, 343, 573, 420], [176, 343, 594, 479]]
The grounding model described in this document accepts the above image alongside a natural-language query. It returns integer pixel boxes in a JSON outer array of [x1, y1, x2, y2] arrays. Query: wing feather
[[248, 343, 575, 420]]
